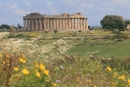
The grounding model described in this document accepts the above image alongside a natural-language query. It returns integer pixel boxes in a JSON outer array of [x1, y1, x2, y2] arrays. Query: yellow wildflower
[[119, 75, 125, 80], [14, 67, 19, 71], [114, 72, 117, 76], [44, 69, 49, 75], [93, 85, 97, 87], [5, 54, 9, 58], [33, 62, 39, 68], [0, 54, 2, 58], [79, 81, 82, 84], [86, 80, 92, 83], [106, 66, 112, 71], [19, 58, 26, 63], [39, 63, 45, 70], [53, 83, 57, 87], [128, 79, 130, 85], [2, 61, 5, 64], [22, 69, 29, 75], [36, 70, 40, 77], [21, 54, 26, 59]]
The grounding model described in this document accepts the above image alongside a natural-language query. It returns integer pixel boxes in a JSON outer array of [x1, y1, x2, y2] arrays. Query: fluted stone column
[[53, 18, 55, 30], [65, 18, 68, 30], [35, 18, 38, 30], [79, 18, 81, 30], [64, 18, 66, 31], [77, 18, 80, 30], [57, 18, 59, 30], [27, 19, 30, 31], [82, 18, 84, 30], [68, 18, 71, 30], [48, 18, 50, 30], [30, 19, 32, 31], [59, 18, 61, 30], [80, 18, 83, 30], [75, 18, 78, 30], [39, 18, 42, 30], [31, 19, 34, 31], [49, 18, 51, 30], [24, 19, 26, 30], [61, 19, 63, 30], [51, 18, 54, 30], [85, 18, 88, 30], [55, 19, 57, 30], [71, 18, 73, 29], [55, 18, 58, 30], [43, 18, 46, 30], [73, 18, 75, 30], [46, 18, 49, 30], [62, 18, 64, 31]]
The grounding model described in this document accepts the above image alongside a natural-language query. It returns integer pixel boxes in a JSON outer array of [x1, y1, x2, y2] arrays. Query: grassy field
[[0, 31, 130, 87]]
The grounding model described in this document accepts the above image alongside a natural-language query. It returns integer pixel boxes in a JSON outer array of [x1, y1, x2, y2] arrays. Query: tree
[[101, 15, 125, 31], [125, 20, 130, 27], [17, 24, 22, 29], [0, 24, 10, 29]]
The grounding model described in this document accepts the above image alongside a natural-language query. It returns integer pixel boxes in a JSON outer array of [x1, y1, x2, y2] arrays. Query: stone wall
[[23, 13, 89, 32]]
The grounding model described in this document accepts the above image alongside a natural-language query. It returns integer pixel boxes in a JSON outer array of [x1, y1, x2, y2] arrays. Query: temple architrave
[[23, 13, 89, 32]]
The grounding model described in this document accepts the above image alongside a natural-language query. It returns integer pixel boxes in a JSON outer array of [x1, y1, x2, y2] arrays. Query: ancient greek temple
[[23, 13, 89, 32]]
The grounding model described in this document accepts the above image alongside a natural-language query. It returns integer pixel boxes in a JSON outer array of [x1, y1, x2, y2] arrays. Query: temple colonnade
[[23, 13, 89, 31]]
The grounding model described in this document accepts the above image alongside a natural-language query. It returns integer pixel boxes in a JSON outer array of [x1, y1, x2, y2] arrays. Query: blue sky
[[0, 0, 130, 27]]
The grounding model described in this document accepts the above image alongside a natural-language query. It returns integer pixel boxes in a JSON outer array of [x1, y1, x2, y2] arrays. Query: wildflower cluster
[[0, 51, 52, 87], [34, 62, 49, 77]]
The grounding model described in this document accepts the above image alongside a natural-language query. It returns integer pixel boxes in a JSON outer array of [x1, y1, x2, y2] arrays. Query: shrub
[[54, 30, 58, 34]]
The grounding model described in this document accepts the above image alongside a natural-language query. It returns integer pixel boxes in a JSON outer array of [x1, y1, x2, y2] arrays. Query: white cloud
[[0, 17, 9, 24], [46, 1, 52, 6], [23, 0, 31, 7], [0, 4, 2, 8], [8, 3, 29, 16]]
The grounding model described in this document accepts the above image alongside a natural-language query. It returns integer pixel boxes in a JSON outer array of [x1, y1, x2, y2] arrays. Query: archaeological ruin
[[23, 13, 89, 32]]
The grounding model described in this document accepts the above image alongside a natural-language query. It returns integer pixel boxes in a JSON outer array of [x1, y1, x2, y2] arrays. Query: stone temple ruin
[[23, 13, 89, 32]]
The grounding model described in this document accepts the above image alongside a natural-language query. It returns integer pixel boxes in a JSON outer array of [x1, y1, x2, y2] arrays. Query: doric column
[[46, 18, 48, 30], [34, 18, 37, 30], [82, 18, 84, 30], [55, 18, 58, 30], [80, 18, 83, 30], [59, 18, 61, 30], [85, 18, 88, 30], [49, 18, 51, 30], [23, 18, 26, 31], [62, 18, 64, 30], [72, 18, 74, 30], [30, 18, 32, 31], [77, 18, 80, 30], [27, 19, 30, 31], [46, 18, 49, 30], [64, 18, 66, 30], [65, 18, 67, 30], [31, 18, 34, 31], [39, 18, 42, 30], [61, 18, 63, 30], [70, 18, 73, 30], [68, 18, 71, 29], [53, 18, 56, 30], [51, 18, 54, 30], [79, 18, 81, 30], [43, 18, 46, 30], [75, 18, 77, 30], [73, 18, 75, 30], [57, 18, 59, 30]]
